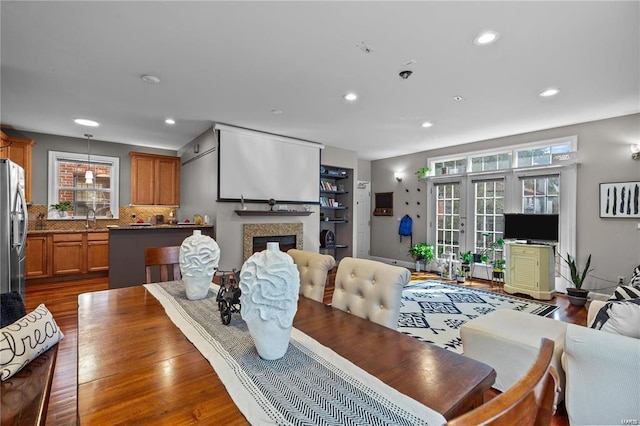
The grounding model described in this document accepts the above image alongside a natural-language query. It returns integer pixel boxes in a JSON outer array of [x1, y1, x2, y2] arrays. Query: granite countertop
[[28, 224, 213, 235], [109, 224, 214, 230], [28, 228, 111, 235]]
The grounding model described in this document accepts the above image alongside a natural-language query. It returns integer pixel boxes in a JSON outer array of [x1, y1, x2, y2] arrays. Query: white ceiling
[[1, 1, 638, 161]]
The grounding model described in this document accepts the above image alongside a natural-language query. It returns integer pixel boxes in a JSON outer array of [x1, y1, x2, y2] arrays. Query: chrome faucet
[[86, 208, 96, 229]]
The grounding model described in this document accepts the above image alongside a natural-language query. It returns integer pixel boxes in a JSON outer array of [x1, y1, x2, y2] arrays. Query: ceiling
[[1, 1, 638, 161]]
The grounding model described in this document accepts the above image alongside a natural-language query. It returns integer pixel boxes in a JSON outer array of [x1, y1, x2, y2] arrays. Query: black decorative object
[[268, 198, 276, 211]]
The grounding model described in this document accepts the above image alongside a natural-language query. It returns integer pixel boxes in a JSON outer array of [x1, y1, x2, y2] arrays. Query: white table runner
[[145, 281, 446, 426]]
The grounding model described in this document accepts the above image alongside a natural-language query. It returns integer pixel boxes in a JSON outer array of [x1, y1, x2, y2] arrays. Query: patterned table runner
[[145, 281, 446, 426]]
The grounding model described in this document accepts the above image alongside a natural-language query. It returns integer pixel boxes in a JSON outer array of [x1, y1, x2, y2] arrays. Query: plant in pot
[[415, 167, 431, 179], [51, 201, 73, 218], [459, 251, 473, 278], [492, 258, 506, 280], [456, 267, 467, 284], [563, 253, 592, 306], [409, 243, 435, 272]]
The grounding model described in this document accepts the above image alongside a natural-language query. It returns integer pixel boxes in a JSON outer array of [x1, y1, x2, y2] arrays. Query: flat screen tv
[[503, 213, 559, 243]]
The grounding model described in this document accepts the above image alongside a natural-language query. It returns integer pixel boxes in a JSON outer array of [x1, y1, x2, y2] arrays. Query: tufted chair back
[[331, 257, 410, 329], [287, 249, 336, 302]]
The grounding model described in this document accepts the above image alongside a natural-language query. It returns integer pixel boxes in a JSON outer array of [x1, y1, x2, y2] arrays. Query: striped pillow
[[630, 265, 640, 286], [609, 285, 640, 301], [590, 298, 640, 338]]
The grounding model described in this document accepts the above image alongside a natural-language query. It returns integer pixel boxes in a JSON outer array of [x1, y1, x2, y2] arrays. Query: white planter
[[179, 230, 220, 300], [240, 242, 300, 360]]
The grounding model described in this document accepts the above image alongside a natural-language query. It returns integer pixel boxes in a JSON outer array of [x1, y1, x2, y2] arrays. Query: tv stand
[[504, 243, 556, 300]]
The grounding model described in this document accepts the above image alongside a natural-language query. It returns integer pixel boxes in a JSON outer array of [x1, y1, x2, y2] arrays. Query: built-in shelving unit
[[320, 165, 353, 263]]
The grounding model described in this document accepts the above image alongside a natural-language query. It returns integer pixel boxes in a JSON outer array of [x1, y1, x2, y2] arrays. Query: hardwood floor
[[27, 272, 584, 425]]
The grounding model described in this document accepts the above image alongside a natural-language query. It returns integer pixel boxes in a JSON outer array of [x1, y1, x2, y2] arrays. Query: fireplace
[[243, 223, 303, 261], [252, 235, 296, 253]]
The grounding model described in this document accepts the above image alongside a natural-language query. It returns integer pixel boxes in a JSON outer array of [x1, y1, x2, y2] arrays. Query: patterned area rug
[[398, 281, 558, 354]]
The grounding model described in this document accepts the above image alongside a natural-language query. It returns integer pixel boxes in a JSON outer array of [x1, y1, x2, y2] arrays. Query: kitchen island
[[108, 224, 214, 288]]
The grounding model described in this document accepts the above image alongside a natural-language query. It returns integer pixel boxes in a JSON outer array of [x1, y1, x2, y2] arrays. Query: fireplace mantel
[[234, 210, 313, 216]]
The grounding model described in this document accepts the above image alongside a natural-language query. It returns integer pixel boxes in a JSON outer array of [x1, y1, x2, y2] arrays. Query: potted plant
[[563, 253, 592, 306], [492, 258, 506, 280], [456, 267, 466, 284], [51, 201, 73, 217], [459, 251, 473, 278], [409, 242, 435, 272], [415, 167, 431, 179]]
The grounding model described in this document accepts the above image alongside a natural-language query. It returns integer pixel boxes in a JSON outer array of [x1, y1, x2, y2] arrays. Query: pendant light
[[84, 133, 94, 184]]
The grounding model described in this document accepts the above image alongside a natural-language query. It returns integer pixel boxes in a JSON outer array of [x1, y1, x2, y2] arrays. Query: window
[[521, 175, 560, 214], [474, 179, 505, 258], [515, 144, 570, 168], [48, 151, 119, 219], [434, 158, 467, 176], [435, 183, 460, 257], [470, 152, 512, 172]]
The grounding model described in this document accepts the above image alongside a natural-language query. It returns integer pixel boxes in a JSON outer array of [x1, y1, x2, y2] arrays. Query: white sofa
[[562, 300, 640, 425], [461, 300, 640, 425]]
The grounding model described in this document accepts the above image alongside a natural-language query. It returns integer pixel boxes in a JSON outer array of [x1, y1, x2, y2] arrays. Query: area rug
[[398, 281, 558, 354]]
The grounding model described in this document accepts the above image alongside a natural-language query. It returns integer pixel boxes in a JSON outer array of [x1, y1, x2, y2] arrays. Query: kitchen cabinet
[[87, 232, 109, 272], [52, 233, 84, 275], [130, 152, 180, 206], [504, 243, 556, 300], [26, 235, 49, 278], [27, 232, 109, 278], [0, 130, 35, 203]]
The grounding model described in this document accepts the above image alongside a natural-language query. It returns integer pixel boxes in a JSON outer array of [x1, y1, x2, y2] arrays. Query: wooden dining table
[[77, 285, 495, 424]]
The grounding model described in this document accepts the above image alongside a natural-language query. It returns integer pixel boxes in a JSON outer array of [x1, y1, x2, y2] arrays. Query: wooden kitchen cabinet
[[1, 130, 35, 203], [52, 233, 84, 275], [130, 152, 180, 205], [28, 232, 110, 278], [87, 232, 109, 272], [26, 235, 49, 278]]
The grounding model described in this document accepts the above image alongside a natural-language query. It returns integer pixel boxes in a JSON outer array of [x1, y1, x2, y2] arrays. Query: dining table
[[77, 284, 495, 424]]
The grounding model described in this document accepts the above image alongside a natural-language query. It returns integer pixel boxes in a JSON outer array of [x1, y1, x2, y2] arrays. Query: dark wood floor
[[27, 272, 584, 425]]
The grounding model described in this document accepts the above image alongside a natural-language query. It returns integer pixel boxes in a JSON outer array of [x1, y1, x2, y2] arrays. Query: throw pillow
[[0, 304, 64, 381], [630, 265, 640, 286], [0, 292, 27, 328], [608, 285, 640, 301], [590, 298, 640, 338]]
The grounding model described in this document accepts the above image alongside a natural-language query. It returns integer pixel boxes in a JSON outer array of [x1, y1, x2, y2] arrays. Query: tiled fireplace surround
[[242, 223, 303, 261]]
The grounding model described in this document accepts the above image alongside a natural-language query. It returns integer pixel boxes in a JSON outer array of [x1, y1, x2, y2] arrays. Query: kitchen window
[[48, 151, 119, 219]]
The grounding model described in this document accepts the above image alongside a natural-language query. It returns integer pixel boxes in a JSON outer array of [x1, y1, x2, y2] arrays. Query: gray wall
[[177, 128, 359, 271], [370, 113, 640, 294], [177, 127, 218, 223], [5, 129, 176, 206]]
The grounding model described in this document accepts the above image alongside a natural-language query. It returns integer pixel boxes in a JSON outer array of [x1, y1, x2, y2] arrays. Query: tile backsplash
[[27, 205, 177, 231]]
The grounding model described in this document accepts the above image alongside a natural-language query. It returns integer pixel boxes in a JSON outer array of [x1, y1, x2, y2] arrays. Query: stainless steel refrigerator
[[0, 159, 28, 300]]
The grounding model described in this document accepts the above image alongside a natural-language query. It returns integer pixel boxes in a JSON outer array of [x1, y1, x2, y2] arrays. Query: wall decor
[[600, 181, 640, 218]]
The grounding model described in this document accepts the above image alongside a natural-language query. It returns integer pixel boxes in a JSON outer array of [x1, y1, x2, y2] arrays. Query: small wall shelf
[[234, 210, 313, 216]]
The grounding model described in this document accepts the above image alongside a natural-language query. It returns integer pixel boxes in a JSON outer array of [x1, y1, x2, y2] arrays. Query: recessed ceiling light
[[344, 93, 358, 101], [474, 30, 500, 46], [141, 74, 161, 84], [421, 121, 433, 128], [453, 95, 465, 101], [74, 118, 100, 127], [271, 109, 283, 114], [539, 88, 560, 97], [165, 118, 175, 125]]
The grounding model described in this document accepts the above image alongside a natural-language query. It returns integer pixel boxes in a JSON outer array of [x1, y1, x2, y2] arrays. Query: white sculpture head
[[239, 244, 300, 329]]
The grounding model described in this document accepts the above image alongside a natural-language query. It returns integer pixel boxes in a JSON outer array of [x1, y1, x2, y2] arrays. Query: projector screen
[[217, 124, 322, 203]]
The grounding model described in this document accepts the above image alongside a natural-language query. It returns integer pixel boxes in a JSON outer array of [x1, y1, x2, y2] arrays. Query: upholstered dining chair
[[287, 249, 336, 303], [447, 338, 559, 426], [144, 246, 181, 283], [331, 257, 410, 329]]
